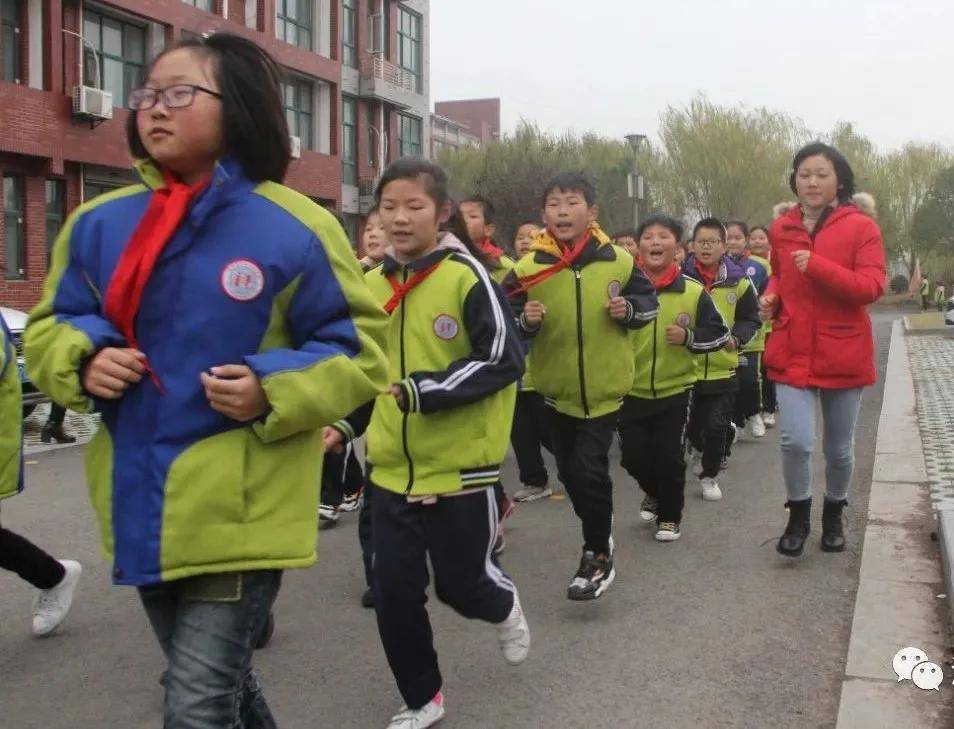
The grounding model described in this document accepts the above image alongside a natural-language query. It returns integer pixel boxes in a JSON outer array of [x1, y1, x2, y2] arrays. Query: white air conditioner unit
[[289, 135, 302, 159], [72, 86, 113, 120]]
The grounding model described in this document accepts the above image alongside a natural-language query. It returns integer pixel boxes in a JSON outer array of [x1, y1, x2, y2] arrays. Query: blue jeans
[[776, 384, 864, 502], [139, 570, 282, 729]]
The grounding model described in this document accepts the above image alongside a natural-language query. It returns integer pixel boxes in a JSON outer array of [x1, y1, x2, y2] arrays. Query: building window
[[83, 10, 146, 108], [367, 0, 387, 54], [342, 97, 358, 185], [367, 124, 378, 169], [181, 0, 213, 10], [397, 5, 421, 93], [3, 175, 25, 281], [398, 113, 421, 158], [83, 180, 121, 201], [1, 0, 21, 83], [342, 0, 357, 68], [276, 0, 312, 50], [45, 179, 65, 257], [283, 78, 313, 151]]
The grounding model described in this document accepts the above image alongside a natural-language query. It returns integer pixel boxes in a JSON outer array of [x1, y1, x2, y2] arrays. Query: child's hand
[[389, 384, 405, 409], [201, 365, 269, 422], [665, 326, 688, 345], [323, 426, 345, 454], [607, 296, 630, 321], [725, 337, 738, 352], [523, 300, 547, 326], [83, 347, 146, 399], [759, 293, 779, 321]]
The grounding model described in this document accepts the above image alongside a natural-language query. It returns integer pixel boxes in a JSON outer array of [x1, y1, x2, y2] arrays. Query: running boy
[[460, 195, 515, 283], [26, 34, 388, 725], [683, 218, 760, 501], [749, 224, 777, 426], [504, 171, 658, 600], [725, 220, 769, 440], [327, 159, 529, 729], [619, 215, 728, 542]]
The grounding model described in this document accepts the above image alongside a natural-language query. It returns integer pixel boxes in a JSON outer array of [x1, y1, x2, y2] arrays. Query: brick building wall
[[434, 97, 500, 146]]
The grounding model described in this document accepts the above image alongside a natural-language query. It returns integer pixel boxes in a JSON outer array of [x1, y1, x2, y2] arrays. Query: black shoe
[[361, 588, 375, 609], [776, 498, 812, 557], [159, 670, 168, 687], [255, 611, 275, 649], [567, 550, 616, 601], [821, 499, 847, 553], [41, 424, 76, 444]]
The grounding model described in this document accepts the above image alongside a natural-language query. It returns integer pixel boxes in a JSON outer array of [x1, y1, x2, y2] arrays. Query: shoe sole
[[776, 544, 805, 557], [638, 511, 657, 522], [566, 567, 616, 601], [820, 541, 846, 553], [32, 564, 82, 636], [513, 489, 552, 503], [701, 490, 722, 501], [654, 533, 681, 542]]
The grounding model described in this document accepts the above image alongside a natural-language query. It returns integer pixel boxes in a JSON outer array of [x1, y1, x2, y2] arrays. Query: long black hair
[[127, 32, 290, 183], [375, 158, 492, 267], [788, 142, 856, 204]]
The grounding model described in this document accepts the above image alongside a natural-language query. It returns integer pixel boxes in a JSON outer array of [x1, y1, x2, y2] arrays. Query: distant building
[[430, 113, 479, 157], [434, 97, 499, 146]]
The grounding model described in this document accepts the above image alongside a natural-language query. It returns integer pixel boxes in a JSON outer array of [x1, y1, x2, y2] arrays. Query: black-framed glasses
[[693, 238, 723, 248], [128, 84, 223, 111]]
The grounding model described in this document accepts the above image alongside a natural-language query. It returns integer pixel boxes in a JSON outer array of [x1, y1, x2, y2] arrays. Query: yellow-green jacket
[[1, 317, 23, 500]]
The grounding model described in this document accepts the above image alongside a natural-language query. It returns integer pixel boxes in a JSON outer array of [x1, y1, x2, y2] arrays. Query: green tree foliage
[[913, 166, 954, 257]]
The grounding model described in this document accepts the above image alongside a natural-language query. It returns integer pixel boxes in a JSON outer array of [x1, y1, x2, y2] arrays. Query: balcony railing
[[359, 55, 413, 93]]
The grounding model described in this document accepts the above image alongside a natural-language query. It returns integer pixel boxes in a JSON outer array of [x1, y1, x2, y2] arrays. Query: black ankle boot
[[821, 499, 847, 553], [776, 498, 811, 557], [41, 424, 76, 444]]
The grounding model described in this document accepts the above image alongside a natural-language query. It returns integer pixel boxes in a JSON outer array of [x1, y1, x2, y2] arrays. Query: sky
[[429, 0, 954, 152]]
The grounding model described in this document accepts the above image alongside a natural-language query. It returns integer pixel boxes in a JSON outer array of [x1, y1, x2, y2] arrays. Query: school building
[[0, 0, 431, 310]]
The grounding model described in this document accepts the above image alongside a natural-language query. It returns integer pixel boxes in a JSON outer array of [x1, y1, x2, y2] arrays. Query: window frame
[[181, 0, 213, 11], [82, 9, 147, 108], [397, 112, 422, 158], [342, 96, 358, 185], [3, 175, 25, 281], [276, 0, 313, 51], [342, 0, 357, 68], [283, 77, 314, 151], [396, 5, 422, 93], [1, 0, 22, 83], [44, 179, 66, 259]]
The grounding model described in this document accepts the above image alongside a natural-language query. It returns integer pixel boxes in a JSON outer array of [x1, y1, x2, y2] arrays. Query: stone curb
[[835, 320, 953, 728]]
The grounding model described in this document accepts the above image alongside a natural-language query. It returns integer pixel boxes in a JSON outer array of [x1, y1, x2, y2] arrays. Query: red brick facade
[[0, 0, 417, 310], [434, 97, 500, 146]]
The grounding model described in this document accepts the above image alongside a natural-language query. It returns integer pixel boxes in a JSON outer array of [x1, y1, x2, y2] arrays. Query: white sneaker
[[701, 477, 723, 501], [497, 593, 530, 665], [730, 421, 745, 443], [747, 414, 766, 438], [689, 448, 703, 477], [513, 485, 552, 502], [32, 560, 82, 636], [387, 693, 445, 729], [762, 412, 776, 428]]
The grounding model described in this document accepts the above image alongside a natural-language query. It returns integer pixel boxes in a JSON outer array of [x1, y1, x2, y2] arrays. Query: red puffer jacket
[[764, 204, 886, 389]]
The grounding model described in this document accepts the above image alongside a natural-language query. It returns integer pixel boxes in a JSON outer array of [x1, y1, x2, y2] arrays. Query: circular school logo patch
[[676, 312, 692, 328], [727, 292, 738, 305], [608, 280, 622, 298], [221, 259, 265, 302], [433, 314, 460, 340], [746, 266, 757, 277]]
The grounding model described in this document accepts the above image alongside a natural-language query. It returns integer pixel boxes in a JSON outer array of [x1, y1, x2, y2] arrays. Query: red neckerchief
[[103, 168, 209, 389], [384, 261, 444, 314], [696, 262, 719, 292], [644, 263, 681, 292], [506, 231, 591, 299], [479, 237, 505, 258]]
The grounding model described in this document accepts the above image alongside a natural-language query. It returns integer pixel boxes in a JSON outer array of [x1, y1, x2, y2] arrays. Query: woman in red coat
[[760, 143, 886, 558]]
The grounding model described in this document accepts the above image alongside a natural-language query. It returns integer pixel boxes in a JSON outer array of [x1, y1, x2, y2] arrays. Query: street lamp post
[[625, 133, 647, 228]]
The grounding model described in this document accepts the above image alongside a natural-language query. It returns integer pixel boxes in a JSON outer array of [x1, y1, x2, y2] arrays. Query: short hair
[[366, 204, 380, 218], [613, 228, 639, 241], [541, 171, 596, 208], [750, 225, 770, 239], [725, 220, 749, 237], [636, 215, 684, 242], [127, 33, 290, 183], [789, 142, 856, 203], [692, 217, 727, 242], [460, 195, 496, 225]]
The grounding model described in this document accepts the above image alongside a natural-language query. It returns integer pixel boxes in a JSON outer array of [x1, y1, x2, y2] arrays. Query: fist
[[389, 384, 405, 409], [323, 426, 345, 454], [725, 337, 738, 352], [792, 250, 811, 273], [607, 296, 630, 321], [665, 325, 688, 345], [523, 300, 546, 326], [759, 293, 779, 322], [200, 364, 269, 422], [82, 347, 146, 400]]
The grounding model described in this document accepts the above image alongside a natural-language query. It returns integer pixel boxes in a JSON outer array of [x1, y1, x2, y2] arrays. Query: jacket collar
[[531, 235, 618, 267], [779, 202, 857, 235], [657, 272, 688, 293], [683, 254, 744, 288], [380, 232, 468, 275]]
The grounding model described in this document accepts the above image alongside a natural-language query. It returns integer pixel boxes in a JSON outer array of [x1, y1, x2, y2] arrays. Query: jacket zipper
[[574, 268, 590, 417], [650, 318, 658, 398], [398, 269, 414, 494]]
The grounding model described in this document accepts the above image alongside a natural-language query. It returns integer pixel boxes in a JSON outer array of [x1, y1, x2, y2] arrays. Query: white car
[[1, 306, 49, 415]]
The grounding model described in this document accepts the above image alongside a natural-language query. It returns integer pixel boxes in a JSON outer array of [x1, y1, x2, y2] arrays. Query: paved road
[[0, 311, 898, 729]]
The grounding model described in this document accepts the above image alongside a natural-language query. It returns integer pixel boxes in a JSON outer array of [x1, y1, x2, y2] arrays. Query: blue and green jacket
[[730, 252, 770, 353], [332, 234, 523, 495], [1, 317, 23, 501], [24, 157, 389, 586]]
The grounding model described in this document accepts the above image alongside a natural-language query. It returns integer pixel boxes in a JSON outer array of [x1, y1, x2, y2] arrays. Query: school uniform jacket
[[683, 255, 760, 385], [504, 234, 659, 419], [629, 273, 729, 400], [335, 234, 524, 496], [0, 317, 23, 501], [24, 157, 389, 586], [730, 253, 770, 354]]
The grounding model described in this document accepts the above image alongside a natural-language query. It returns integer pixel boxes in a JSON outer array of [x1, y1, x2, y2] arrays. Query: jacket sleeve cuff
[[518, 313, 540, 334], [330, 419, 356, 443], [395, 378, 421, 413]]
